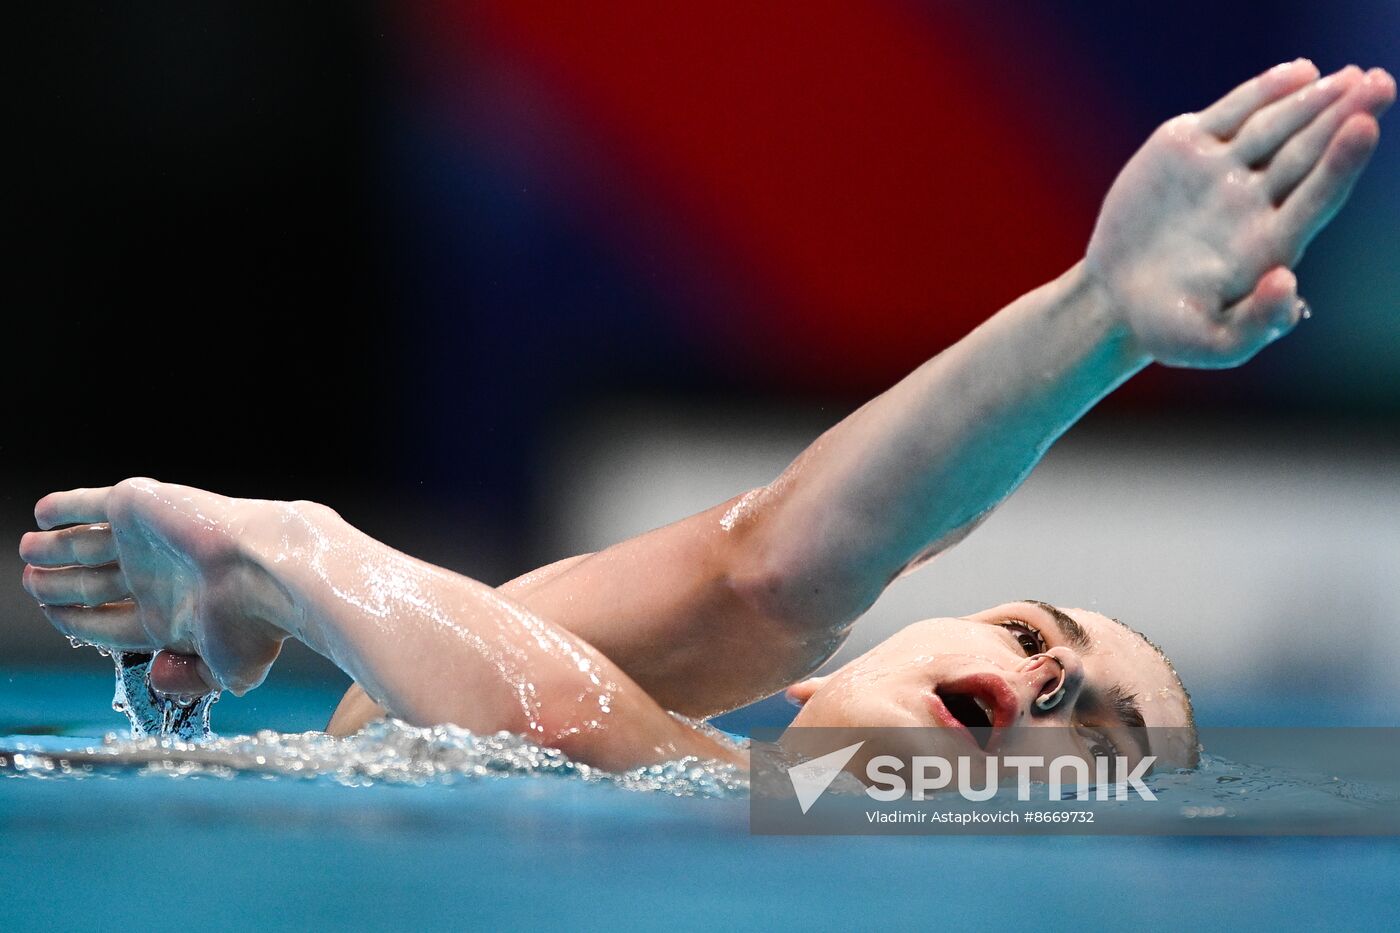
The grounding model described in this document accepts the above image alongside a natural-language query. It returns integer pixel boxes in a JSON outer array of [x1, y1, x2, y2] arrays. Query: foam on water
[[4, 720, 1396, 822], [0, 719, 749, 797]]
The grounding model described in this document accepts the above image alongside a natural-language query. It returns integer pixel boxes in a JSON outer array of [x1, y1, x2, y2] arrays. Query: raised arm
[[500, 60, 1393, 716], [743, 61, 1393, 620]]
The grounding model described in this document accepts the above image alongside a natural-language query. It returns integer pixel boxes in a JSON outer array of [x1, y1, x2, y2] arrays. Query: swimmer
[[19, 61, 1394, 775]]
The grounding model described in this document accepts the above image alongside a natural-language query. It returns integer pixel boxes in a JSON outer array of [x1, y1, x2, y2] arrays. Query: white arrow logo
[[787, 741, 865, 814]]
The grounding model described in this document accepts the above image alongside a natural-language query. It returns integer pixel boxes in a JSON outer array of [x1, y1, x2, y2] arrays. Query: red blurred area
[[410, 1, 1129, 390]]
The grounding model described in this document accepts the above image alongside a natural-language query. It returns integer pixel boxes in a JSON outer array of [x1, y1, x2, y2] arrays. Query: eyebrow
[[1024, 599, 1151, 759], [1024, 600, 1092, 653]]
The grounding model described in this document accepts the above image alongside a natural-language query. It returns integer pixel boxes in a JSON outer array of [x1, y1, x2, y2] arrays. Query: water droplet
[[108, 652, 220, 742]]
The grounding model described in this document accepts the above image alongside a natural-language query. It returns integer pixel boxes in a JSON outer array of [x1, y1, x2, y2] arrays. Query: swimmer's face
[[784, 601, 1197, 773]]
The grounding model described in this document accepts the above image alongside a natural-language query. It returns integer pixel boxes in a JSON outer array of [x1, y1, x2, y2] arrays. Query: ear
[[784, 675, 830, 707]]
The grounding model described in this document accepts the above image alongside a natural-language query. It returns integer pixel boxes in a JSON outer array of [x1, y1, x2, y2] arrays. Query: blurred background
[[4, 1, 1397, 732]]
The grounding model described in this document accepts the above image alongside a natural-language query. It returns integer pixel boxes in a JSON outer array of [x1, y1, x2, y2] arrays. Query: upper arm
[[499, 552, 595, 597], [505, 491, 845, 718], [326, 681, 383, 736], [327, 487, 849, 730]]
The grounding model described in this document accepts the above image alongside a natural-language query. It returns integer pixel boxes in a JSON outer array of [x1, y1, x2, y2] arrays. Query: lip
[[926, 673, 1021, 754]]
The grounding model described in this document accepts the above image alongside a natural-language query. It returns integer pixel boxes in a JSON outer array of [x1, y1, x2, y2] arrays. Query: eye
[[1086, 734, 1121, 781], [997, 620, 1047, 656]]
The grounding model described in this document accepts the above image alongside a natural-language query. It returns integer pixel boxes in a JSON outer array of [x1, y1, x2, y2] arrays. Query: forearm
[[325, 60, 1390, 721], [730, 57, 1392, 626], [490, 262, 1145, 715], [739, 260, 1146, 626], [241, 503, 734, 768]]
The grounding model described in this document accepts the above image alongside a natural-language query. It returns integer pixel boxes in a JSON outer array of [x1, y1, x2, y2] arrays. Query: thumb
[[1224, 266, 1303, 354], [149, 650, 217, 698]]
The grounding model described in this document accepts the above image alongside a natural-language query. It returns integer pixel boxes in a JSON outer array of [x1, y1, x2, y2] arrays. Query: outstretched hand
[[1086, 60, 1394, 368]]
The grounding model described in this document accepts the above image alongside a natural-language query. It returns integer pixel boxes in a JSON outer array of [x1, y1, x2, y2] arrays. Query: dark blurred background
[[4, 2, 1397, 728]]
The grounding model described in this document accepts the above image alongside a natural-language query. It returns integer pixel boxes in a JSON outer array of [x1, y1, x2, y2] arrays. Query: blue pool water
[[3, 666, 1399, 931]]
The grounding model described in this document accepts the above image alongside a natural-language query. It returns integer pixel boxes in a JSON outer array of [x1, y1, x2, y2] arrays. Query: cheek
[[788, 682, 859, 727], [810, 680, 930, 729]]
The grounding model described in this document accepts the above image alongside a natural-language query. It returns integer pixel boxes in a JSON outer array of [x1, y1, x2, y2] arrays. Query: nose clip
[[1032, 653, 1067, 712]]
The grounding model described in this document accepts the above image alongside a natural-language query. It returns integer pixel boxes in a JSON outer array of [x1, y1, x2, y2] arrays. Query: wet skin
[[1089, 61, 1394, 367], [785, 602, 1196, 775], [18, 61, 1395, 771], [22, 480, 745, 771]]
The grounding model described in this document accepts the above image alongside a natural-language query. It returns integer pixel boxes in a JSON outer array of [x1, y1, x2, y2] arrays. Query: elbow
[[714, 483, 881, 638], [287, 499, 344, 528], [726, 536, 875, 637]]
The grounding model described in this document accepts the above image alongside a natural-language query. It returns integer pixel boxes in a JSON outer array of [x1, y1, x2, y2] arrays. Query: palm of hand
[[1085, 62, 1391, 368]]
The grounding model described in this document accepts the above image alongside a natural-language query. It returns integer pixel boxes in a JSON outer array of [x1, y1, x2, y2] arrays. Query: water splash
[[62, 636, 219, 739], [110, 651, 220, 741], [36, 642, 742, 795], [4, 721, 1399, 820], [64, 639, 221, 741], [0, 719, 748, 797]]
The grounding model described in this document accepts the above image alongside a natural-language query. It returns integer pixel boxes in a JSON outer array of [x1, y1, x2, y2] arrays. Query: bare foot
[[1086, 60, 1394, 367], [20, 478, 291, 694]]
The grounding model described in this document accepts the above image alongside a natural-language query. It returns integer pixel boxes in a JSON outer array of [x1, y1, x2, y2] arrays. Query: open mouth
[[935, 689, 996, 750], [928, 674, 1018, 752]]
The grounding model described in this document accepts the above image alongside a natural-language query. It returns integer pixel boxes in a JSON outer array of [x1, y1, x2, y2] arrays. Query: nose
[[1018, 648, 1085, 718]]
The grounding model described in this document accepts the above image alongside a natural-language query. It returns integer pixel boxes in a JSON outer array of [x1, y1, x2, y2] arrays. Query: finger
[[1363, 66, 1399, 117], [1226, 266, 1302, 341], [1276, 113, 1381, 264], [1265, 68, 1396, 202], [19, 524, 117, 567], [1232, 66, 1360, 165], [41, 601, 156, 651], [1207, 267, 1301, 367], [34, 487, 114, 530], [150, 651, 217, 697], [1199, 59, 1319, 139], [23, 564, 130, 607]]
